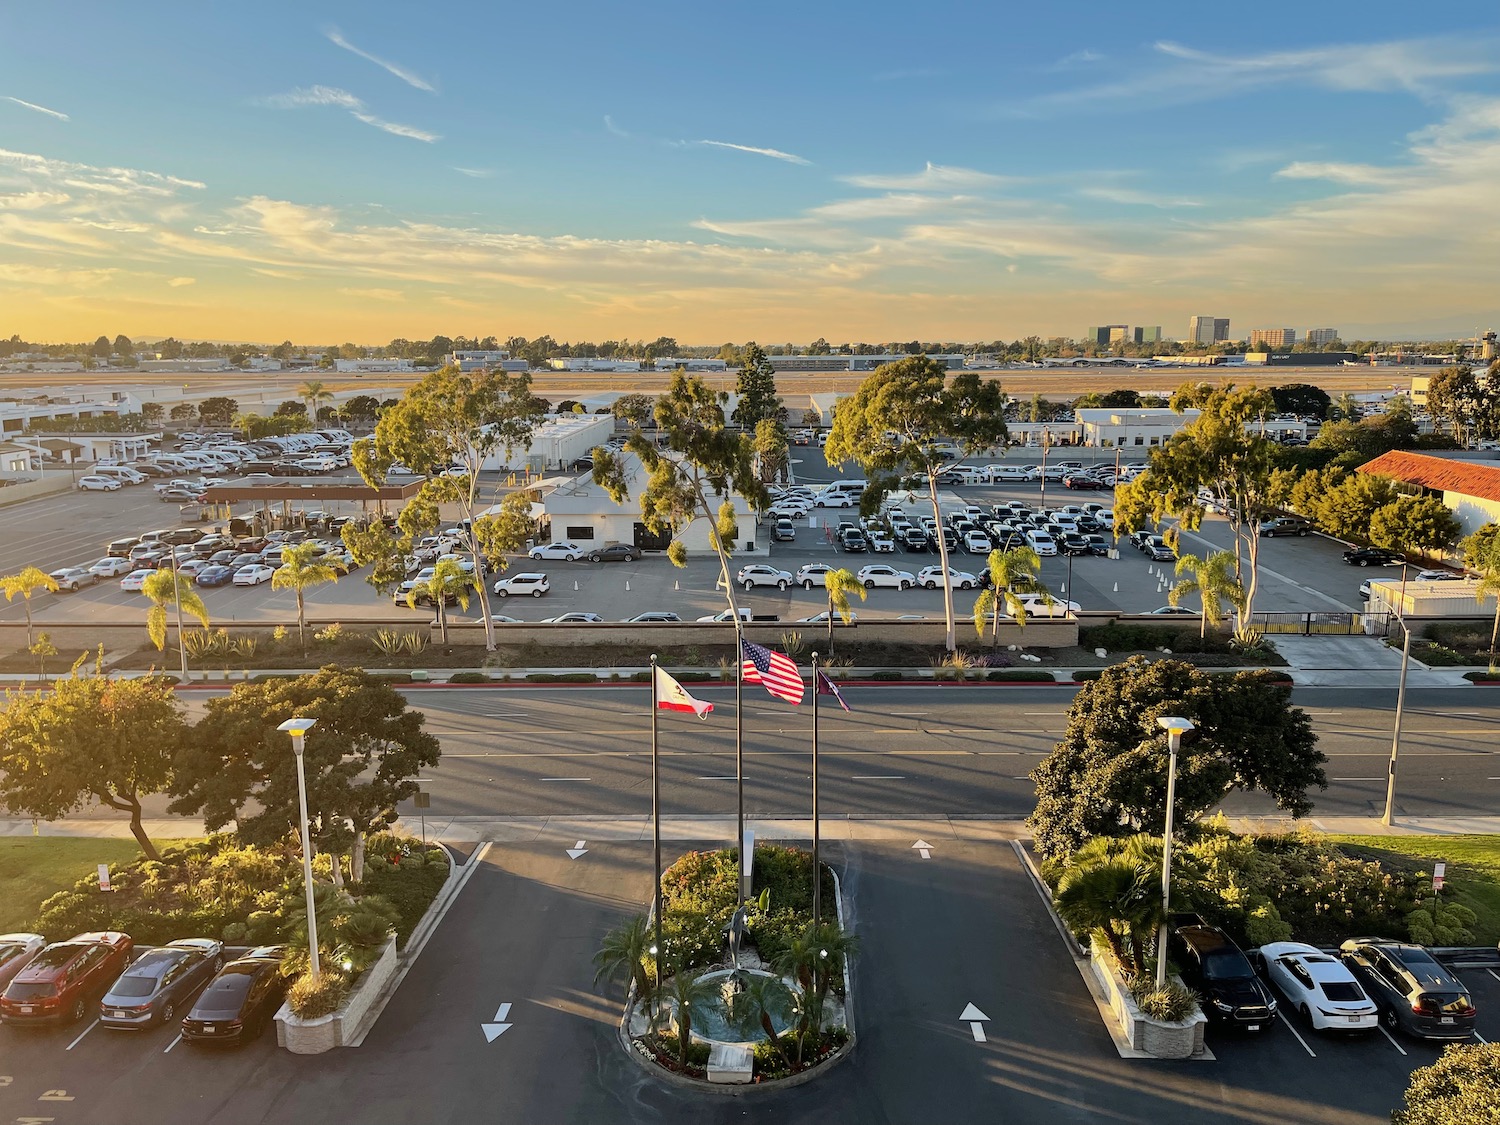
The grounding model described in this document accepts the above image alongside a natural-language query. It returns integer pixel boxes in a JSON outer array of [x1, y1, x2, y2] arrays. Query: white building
[[0, 390, 140, 436], [1075, 408, 1202, 448], [333, 358, 414, 373], [477, 413, 614, 473], [547, 358, 643, 373], [655, 357, 728, 372], [139, 358, 230, 372], [450, 350, 526, 372], [1357, 451, 1500, 539], [1187, 316, 1230, 345], [0, 441, 33, 473], [14, 431, 158, 464], [539, 453, 764, 556], [245, 357, 285, 371]]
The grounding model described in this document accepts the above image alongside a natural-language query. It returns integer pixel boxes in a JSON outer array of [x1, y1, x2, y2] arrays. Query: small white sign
[[1433, 861, 1446, 891], [97, 864, 111, 892]]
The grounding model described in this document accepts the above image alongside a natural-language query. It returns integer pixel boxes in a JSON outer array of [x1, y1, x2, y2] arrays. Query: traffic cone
[[573, 580, 579, 591], [674, 579, 680, 591], [1113, 582, 1118, 593], [625, 581, 631, 592]]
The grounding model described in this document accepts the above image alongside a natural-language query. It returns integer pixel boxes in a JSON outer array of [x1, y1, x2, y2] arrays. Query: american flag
[[816, 670, 850, 712], [741, 639, 805, 705]]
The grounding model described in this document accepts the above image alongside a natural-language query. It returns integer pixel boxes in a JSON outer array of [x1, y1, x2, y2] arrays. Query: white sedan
[[120, 569, 157, 592], [88, 556, 135, 579], [1258, 942, 1379, 1031], [856, 565, 915, 590], [77, 475, 122, 491], [916, 566, 978, 590], [233, 564, 275, 586], [814, 491, 855, 508], [528, 541, 585, 562], [736, 564, 792, 591]]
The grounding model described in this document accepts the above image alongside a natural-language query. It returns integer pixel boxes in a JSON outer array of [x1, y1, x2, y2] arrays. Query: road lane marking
[[852, 775, 905, 780], [1476, 1031, 1490, 1044], [65, 1019, 99, 1050], [162, 1033, 183, 1053], [1488, 968, 1500, 983], [697, 776, 737, 780], [539, 777, 591, 782], [1280, 1017, 1317, 1058], [1378, 1026, 1408, 1055], [1332, 777, 1385, 782]]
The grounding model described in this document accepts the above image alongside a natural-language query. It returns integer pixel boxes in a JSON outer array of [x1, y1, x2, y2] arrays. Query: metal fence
[[1249, 611, 1373, 636]]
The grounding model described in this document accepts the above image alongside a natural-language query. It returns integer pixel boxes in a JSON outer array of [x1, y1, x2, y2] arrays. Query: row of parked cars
[[1170, 915, 1481, 1041], [74, 429, 360, 494], [0, 931, 287, 1044]]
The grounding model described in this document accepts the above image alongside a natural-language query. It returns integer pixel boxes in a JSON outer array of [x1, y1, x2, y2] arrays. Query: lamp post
[[278, 717, 321, 980], [1156, 716, 1195, 988], [1383, 616, 1412, 827]]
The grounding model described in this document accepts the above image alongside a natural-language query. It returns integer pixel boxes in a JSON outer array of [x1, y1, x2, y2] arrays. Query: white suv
[[856, 565, 915, 590], [916, 565, 978, 590], [493, 572, 550, 598], [736, 564, 792, 590]]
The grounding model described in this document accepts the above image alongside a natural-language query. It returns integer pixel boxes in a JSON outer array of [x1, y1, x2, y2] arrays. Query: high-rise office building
[[1133, 326, 1162, 344], [1305, 328, 1340, 346], [1083, 325, 1128, 346], [1188, 316, 1230, 345], [1249, 328, 1296, 350]]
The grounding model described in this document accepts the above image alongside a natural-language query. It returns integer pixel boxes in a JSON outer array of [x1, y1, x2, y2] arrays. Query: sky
[[2, 1, 1499, 346]]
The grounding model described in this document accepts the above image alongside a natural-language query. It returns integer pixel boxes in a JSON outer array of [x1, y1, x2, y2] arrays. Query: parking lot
[[2, 835, 1489, 1125], [0, 444, 1381, 635]]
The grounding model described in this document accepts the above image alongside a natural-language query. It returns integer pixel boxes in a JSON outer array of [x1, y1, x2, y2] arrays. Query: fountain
[[688, 968, 796, 1044]]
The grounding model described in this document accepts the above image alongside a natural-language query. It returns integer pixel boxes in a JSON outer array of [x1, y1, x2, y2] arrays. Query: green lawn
[[1330, 835, 1500, 946], [0, 837, 146, 933]]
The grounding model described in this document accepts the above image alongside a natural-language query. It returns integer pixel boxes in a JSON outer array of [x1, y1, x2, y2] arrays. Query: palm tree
[[300, 380, 333, 416], [592, 914, 657, 1022], [731, 973, 791, 1062], [808, 919, 860, 1030], [1170, 551, 1245, 639], [406, 557, 473, 643], [822, 567, 866, 651], [972, 545, 1045, 646], [1055, 857, 1158, 975], [271, 543, 339, 650], [141, 567, 210, 678], [662, 967, 717, 1072], [2, 566, 59, 649]]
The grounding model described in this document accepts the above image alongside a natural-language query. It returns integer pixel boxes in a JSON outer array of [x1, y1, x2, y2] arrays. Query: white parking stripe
[[1475, 1031, 1489, 1044], [65, 1019, 100, 1050], [1378, 1025, 1408, 1055], [1280, 1016, 1317, 1057], [1488, 968, 1500, 984], [162, 1033, 183, 1053]]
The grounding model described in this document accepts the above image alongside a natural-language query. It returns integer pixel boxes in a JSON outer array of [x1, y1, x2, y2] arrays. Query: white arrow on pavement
[[566, 840, 588, 860], [912, 839, 932, 860], [482, 1002, 513, 1043], [959, 1003, 990, 1042]]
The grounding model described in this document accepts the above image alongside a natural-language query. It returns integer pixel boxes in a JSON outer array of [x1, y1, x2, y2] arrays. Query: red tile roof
[[1357, 450, 1500, 503]]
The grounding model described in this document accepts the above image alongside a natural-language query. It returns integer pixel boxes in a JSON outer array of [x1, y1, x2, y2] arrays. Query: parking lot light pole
[[1383, 618, 1413, 827], [1156, 716, 1195, 989], [278, 717, 321, 981]]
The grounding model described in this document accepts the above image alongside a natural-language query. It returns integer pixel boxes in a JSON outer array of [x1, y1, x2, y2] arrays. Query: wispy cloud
[[1077, 186, 1203, 208], [452, 167, 495, 178], [168, 276, 196, 287], [0, 148, 204, 196], [698, 140, 810, 165], [3, 96, 69, 121], [604, 114, 630, 138], [1051, 50, 1103, 70], [324, 27, 434, 92], [260, 86, 440, 143], [840, 163, 1015, 191], [0, 191, 71, 210], [1273, 161, 1406, 186]]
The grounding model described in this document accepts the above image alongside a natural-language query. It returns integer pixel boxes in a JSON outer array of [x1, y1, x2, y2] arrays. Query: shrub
[[399, 631, 428, 655], [868, 670, 903, 681], [1072, 669, 1104, 681], [1464, 671, 1500, 683], [286, 969, 349, 1018], [314, 622, 344, 644], [448, 672, 489, 684], [1244, 902, 1292, 946], [271, 625, 289, 644], [986, 669, 1055, 682], [1407, 902, 1478, 946], [371, 628, 404, 655], [221, 921, 248, 943], [1130, 980, 1199, 1022], [524, 672, 599, 683], [1392, 1042, 1500, 1125]]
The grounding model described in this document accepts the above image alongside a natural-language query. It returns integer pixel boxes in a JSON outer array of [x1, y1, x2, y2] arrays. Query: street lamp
[[278, 717, 321, 980], [1156, 716, 1195, 988]]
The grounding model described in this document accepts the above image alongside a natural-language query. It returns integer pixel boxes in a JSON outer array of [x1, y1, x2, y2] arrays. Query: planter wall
[[275, 934, 398, 1054], [1087, 934, 1206, 1059]]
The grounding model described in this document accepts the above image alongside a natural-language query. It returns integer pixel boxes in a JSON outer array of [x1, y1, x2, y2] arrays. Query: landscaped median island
[[594, 845, 855, 1086]]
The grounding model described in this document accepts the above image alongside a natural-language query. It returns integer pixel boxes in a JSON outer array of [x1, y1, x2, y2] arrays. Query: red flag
[[816, 670, 850, 712], [741, 639, 804, 705], [654, 665, 713, 719]]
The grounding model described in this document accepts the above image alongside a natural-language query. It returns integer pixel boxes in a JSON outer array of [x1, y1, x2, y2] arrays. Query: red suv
[[0, 932, 134, 1025]]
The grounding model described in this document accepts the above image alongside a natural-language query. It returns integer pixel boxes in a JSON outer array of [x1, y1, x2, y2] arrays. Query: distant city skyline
[[1, 2, 1498, 343]]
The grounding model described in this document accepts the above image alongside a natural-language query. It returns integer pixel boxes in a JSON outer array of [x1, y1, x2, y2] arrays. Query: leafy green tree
[[197, 396, 238, 426], [732, 973, 790, 1061], [593, 913, 657, 1023], [662, 967, 717, 1071], [972, 546, 1045, 646], [340, 520, 409, 595], [1170, 551, 1244, 638], [168, 666, 441, 880], [1310, 473, 1402, 542], [753, 418, 790, 487], [140, 401, 164, 423], [1461, 524, 1500, 672], [825, 358, 1009, 650], [342, 395, 381, 426], [1391, 1042, 1500, 1125], [272, 543, 339, 650], [169, 403, 197, 423], [1270, 383, 1332, 417], [141, 567, 211, 678], [1027, 657, 1326, 858], [406, 557, 473, 643], [821, 567, 866, 652], [359, 366, 545, 650], [731, 343, 784, 428], [610, 393, 656, 428], [0, 667, 184, 859], [29, 632, 58, 682], [1370, 495, 1461, 564], [275, 400, 308, 419], [1329, 393, 1363, 421], [593, 371, 767, 621], [808, 918, 859, 1030], [2, 566, 59, 649], [1114, 384, 1286, 642], [1424, 365, 1491, 446]]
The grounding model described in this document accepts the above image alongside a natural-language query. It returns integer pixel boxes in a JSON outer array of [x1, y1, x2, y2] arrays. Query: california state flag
[[654, 665, 714, 719]]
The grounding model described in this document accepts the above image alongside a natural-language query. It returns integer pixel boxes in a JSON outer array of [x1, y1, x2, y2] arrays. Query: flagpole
[[650, 653, 662, 996], [811, 651, 821, 929], [735, 622, 745, 907]]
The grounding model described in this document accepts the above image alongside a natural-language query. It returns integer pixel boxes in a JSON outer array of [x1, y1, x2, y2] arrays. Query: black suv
[[1169, 917, 1278, 1031], [1339, 939, 1476, 1040]]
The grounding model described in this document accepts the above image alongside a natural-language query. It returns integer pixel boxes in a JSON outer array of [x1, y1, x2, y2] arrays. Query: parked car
[[900, 527, 930, 551], [736, 564, 793, 590], [232, 564, 275, 586], [77, 475, 123, 492], [100, 938, 225, 1030], [773, 520, 797, 542], [49, 566, 98, 591], [622, 612, 682, 623], [195, 565, 236, 587], [963, 530, 992, 555], [1339, 939, 1477, 1040], [1147, 540, 1176, 562], [793, 564, 834, 590], [119, 569, 157, 592], [856, 565, 915, 590], [1146, 605, 1198, 615], [180, 954, 287, 1045], [1342, 547, 1404, 567], [0, 931, 135, 1025], [1026, 530, 1057, 557], [542, 612, 603, 623], [159, 487, 205, 503], [868, 531, 896, 553], [1413, 569, 1464, 582], [1169, 918, 1277, 1031], [1059, 533, 1092, 556], [1258, 517, 1312, 538], [814, 490, 855, 509], [0, 934, 46, 993], [838, 528, 868, 553], [916, 566, 978, 590], [1259, 942, 1378, 1032], [528, 541, 585, 562], [588, 544, 641, 563], [493, 573, 550, 598]]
